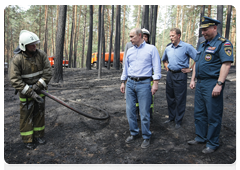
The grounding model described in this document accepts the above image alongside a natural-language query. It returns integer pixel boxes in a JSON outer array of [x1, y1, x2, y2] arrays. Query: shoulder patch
[[218, 37, 226, 42]]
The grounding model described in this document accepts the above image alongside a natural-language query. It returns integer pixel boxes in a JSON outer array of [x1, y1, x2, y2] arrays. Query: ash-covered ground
[[4, 67, 236, 165]]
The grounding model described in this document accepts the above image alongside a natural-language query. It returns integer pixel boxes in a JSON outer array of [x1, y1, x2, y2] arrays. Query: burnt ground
[[4, 66, 236, 165]]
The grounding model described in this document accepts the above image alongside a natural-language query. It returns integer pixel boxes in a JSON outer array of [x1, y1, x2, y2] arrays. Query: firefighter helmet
[[19, 30, 40, 51], [142, 28, 150, 35]]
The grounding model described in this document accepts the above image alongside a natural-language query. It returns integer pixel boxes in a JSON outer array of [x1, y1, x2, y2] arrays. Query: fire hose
[[40, 90, 110, 120]]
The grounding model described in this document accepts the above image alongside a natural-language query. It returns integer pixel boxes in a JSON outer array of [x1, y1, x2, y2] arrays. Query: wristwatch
[[217, 81, 224, 86], [121, 80, 125, 84], [190, 68, 193, 72]]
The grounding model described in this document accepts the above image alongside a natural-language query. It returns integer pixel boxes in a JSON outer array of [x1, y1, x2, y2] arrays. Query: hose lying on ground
[[41, 90, 110, 120]]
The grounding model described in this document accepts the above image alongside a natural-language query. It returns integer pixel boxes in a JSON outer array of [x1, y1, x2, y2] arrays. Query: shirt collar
[[134, 41, 146, 49], [171, 40, 183, 48]]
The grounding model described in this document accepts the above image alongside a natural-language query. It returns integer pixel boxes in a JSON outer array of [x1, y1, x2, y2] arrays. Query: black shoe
[[202, 147, 215, 154], [141, 139, 150, 148], [164, 120, 173, 124], [125, 134, 139, 144], [187, 139, 205, 145], [24, 143, 35, 150], [175, 124, 181, 129], [34, 137, 46, 145]]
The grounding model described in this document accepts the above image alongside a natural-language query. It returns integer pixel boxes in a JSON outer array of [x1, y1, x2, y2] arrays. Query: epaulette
[[218, 37, 226, 42], [200, 41, 205, 44]]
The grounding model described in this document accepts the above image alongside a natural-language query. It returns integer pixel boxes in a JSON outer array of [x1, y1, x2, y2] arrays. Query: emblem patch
[[224, 42, 231, 46], [202, 17, 205, 22], [208, 47, 216, 50], [205, 54, 212, 61], [224, 47, 232, 56]]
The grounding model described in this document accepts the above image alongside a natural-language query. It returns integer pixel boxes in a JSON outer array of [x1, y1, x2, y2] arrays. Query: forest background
[[4, 5, 236, 69]]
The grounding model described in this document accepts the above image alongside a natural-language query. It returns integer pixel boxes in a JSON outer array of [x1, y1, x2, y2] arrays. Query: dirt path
[[4, 67, 236, 164]]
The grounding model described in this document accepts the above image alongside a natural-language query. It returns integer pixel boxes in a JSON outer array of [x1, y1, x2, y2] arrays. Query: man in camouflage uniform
[[9, 30, 52, 150]]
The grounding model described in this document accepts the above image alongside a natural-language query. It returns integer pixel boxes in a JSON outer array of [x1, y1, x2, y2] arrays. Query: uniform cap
[[200, 16, 221, 28]]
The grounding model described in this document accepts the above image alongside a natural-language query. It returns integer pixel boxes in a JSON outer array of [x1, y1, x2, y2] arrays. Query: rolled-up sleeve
[[152, 47, 162, 80]]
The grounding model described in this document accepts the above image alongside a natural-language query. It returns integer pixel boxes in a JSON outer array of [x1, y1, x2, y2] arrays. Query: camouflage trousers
[[19, 96, 45, 143]]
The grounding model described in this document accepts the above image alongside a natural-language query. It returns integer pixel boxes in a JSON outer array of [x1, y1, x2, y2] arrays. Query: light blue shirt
[[162, 41, 197, 71], [121, 41, 161, 81]]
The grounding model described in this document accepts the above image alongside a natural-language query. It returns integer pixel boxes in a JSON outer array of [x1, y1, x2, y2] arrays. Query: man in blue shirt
[[162, 28, 197, 129], [188, 17, 233, 154], [120, 28, 161, 149]]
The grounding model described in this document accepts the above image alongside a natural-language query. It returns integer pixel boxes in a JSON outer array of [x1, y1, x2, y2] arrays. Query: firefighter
[[9, 30, 52, 150]]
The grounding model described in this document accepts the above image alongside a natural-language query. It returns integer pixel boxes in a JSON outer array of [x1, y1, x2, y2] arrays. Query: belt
[[128, 76, 151, 82], [169, 69, 182, 73]]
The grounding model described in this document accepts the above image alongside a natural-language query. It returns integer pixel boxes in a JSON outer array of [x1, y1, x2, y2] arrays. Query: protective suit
[[9, 30, 52, 146]]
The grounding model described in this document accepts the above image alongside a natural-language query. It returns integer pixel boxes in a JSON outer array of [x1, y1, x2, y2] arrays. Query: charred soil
[[4, 67, 236, 164]]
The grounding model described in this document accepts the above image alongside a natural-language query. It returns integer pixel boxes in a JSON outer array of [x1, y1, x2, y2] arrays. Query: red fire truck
[[48, 56, 69, 68]]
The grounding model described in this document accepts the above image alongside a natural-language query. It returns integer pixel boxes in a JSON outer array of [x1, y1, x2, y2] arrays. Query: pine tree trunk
[[176, 5, 180, 28], [217, 5, 223, 36], [121, 5, 126, 51], [151, 5, 158, 46], [81, 6, 87, 68], [97, 5, 102, 70], [225, 5, 232, 39], [73, 5, 78, 68], [44, 5, 48, 54], [86, 5, 93, 70], [113, 5, 121, 70], [53, 5, 67, 83], [68, 6, 75, 68], [207, 5, 211, 17], [39, 6, 41, 49], [107, 5, 114, 70], [136, 5, 141, 28]]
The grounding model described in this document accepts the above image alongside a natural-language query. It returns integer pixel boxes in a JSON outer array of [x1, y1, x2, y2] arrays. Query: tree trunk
[[39, 6, 41, 49], [142, 5, 149, 30], [86, 5, 93, 70], [113, 5, 121, 70], [231, 7, 236, 66], [225, 5, 232, 39], [97, 5, 102, 70], [65, 10, 69, 59], [151, 5, 158, 46], [73, 5, 78, 68], [121, 5, 126, 52], [81, 5, 87, 68], [68, 6, 76, 68], [149, 5, 154, 41], [199, 5, 205, 37], [107, 5, 114, 70], [51, 6, 54, 55], [53, 5, 67, 83], [98, 5, 104, 78], [102, 6, 105, 68], [136, 5, 141, 28], [217, 5, 223, 36], [207, 5, 211, 17], [44, 5, 48, 54], [176, 5, 180, 28]]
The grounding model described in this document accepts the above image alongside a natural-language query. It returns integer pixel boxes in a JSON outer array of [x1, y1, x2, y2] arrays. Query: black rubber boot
[[34, 137, 46, 145], [24, 143, 35, 150]]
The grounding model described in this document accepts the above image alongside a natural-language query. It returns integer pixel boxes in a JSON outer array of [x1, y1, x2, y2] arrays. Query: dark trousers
[[166, 71, 187, 124], [194, 79, 224, 150]]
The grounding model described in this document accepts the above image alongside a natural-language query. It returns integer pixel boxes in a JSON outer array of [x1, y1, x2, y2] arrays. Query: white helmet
[[142, 28, 150, 35], [19, 30, 40, 51]]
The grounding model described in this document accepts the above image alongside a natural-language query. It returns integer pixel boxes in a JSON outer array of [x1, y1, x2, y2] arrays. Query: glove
[[33, 84, 41, 93], [31, 91, 44, 103]]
